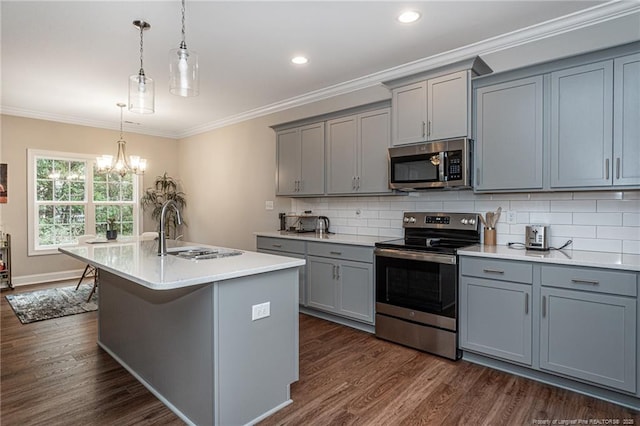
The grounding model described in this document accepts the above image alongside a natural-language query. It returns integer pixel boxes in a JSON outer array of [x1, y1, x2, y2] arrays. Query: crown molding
[[3, 1, 638, 140], [0, 106, 180, 139], [178, 1, 639, 138]]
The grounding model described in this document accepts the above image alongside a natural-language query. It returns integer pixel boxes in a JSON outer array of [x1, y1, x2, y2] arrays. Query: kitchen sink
[[167, 247, 243, 260]]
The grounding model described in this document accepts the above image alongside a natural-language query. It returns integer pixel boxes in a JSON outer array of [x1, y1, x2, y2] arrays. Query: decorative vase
[[106, 230, 118, 240]]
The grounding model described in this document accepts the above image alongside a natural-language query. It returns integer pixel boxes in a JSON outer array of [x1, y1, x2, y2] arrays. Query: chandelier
[[96, 103, 147, 177]]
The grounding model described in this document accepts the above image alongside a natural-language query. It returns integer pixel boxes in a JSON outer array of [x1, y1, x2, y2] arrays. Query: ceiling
[[2, 1, 639, 139]]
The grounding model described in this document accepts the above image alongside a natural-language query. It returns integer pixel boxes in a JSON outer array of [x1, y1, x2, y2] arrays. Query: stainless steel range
[[374, 212, 480, 360]]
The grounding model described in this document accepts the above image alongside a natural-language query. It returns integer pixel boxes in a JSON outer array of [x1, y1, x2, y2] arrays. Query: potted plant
[[140, 172, 187, 239], [106, 217, 118, 240]]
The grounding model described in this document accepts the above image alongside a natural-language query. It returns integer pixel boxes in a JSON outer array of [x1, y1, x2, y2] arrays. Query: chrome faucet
[[158, 200, 183, 256]]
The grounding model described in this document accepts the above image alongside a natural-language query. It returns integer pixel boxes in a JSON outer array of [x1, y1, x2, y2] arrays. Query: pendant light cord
[[139, 24, 145, 74], [180, 0, 187, 49]]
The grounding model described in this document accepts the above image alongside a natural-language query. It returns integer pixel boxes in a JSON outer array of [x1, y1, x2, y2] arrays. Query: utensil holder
[[484, 228, 496, 246]]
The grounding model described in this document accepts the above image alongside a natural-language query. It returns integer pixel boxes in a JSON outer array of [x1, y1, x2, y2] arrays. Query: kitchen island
[[59, 238, 305, 426]]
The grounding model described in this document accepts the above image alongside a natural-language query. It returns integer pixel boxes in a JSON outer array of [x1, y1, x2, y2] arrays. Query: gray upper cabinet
[[276, 122, 325, 196], [327, 108, 391, 195], [475, 76, 543, 191], [428, 71, 468, 141], [550, 60, 614, 188], [391, 70, 469, 146], [391, 81, 427, 146], [614, 53, 640, 186]]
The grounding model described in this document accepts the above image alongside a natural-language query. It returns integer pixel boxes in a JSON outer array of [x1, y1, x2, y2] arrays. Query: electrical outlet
[[506, 210, 517, 225], [265, 200, 274, 210], [251, 302, 271, 321]]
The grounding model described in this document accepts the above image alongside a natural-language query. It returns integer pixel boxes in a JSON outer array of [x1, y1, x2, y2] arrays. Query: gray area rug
[[5, 285, 98, 324]]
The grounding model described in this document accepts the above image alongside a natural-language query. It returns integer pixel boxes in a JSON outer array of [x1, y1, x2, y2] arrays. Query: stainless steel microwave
[[388, 138, 472, 190]]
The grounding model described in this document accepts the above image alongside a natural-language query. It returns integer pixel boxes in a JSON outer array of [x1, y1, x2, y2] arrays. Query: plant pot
[[106, 230, 118, 240]]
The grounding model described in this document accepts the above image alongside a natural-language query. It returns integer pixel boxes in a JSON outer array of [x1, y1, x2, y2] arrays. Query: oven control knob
[[403, 217, 410, 223], [468, 218, 476, 225], [409, 217, 416, 223], [461, 218, 468, 225]]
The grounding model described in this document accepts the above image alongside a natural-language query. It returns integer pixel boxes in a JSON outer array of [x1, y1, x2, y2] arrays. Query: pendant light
[[169, 0, 199, 97], [129, 20, 155, 114], [96, 103, 147, 177]]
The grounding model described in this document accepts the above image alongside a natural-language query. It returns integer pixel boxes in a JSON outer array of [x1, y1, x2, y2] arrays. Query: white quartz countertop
[[255, 231, 388, 247], [59, 237, 306, 290], [458, 244, 640, 272]]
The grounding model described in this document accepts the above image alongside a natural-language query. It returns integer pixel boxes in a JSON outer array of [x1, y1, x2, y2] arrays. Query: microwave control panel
[[447, 150, 463, 181]]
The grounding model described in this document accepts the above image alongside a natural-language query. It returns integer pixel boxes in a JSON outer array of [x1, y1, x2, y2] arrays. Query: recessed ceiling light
[[291, 56, 308, 65], [398, 10, 421, 24]]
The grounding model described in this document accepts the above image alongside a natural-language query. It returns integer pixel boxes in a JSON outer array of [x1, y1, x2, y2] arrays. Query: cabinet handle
[[571, 278, 599, 285], [616, 157, 621, 180], [476, 168, 480, 186], [525, 293, 529, 315], [299, 180, 303, 192], [356, 176, 360, 190], [330, 251, 342, 256], [352, 177, 356, 190], [482, 268, 505, 274], [332, 265, 336, 280], [272, 244, 282, 248], [427, 121, 431, 137], [542, 295, 546, 318], [422, 121, 426, 138], [336, 265, 340, 280], [605, 158, 610, 180]]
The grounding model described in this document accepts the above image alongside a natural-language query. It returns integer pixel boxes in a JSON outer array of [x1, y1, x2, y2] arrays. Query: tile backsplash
[[290, 190, 640, 254]]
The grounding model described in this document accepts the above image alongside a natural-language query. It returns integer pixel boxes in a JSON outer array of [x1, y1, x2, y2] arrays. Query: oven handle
[[374, 248, 457, 265]]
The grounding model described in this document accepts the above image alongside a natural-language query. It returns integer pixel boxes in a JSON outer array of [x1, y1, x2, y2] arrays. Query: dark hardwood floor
[[2, 282, 638, 425]]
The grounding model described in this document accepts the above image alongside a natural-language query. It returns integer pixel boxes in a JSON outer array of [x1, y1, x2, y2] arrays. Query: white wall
[[292, 190, 640, 254]]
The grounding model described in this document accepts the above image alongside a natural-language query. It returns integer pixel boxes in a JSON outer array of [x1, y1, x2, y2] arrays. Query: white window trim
[[27, 149, 143, 256]]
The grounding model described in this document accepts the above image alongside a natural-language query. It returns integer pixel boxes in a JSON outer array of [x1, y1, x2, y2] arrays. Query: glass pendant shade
[[169, 46, 199, 97], [129, 72, 155, 114]]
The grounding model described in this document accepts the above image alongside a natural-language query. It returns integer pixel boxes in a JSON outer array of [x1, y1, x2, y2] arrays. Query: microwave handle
[[438, 151, 446, 182]]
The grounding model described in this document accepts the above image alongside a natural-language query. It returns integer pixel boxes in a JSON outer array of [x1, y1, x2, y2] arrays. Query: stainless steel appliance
[[525, 224, 550, 251], [374, 212, 480, 360], [388, 138, 472, 190]]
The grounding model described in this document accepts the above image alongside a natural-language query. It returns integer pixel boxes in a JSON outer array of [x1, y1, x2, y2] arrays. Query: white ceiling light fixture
[[169, 0, 199, 97], [398, 10, 421, 24], [291, 56, 309, 65], [129, 20, 154, 114], [96, 103, 147, 177]]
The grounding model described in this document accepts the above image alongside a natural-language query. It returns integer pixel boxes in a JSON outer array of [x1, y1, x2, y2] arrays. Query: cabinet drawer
[[460, 257, 532, 284], [541, 265, 637, 297], [307, 242, 373, 263], [256, 237, 305, 254]]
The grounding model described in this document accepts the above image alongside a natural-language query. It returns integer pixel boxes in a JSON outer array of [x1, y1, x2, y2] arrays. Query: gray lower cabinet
[[306, 242, 374, 324], [256, 236, 307, 305], [459, 256, 638, 396], [474, 76, 543, 191], [460, 258, 533, 365], [540, 265, 637, 393]]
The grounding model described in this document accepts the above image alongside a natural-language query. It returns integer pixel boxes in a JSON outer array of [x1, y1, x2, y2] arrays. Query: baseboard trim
[[12, 269, 86, 287], [299, 306, 375, 334]]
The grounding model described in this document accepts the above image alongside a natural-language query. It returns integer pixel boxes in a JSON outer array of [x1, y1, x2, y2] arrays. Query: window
[[28, 150, 141, 255]]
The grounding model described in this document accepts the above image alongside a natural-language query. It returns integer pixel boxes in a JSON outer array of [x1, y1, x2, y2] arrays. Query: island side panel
[[98, 270, 214, 426], [214, 268, 299, 426]]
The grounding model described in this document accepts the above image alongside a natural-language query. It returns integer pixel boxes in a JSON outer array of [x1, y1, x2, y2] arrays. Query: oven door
[[375, 248, 458, 331]]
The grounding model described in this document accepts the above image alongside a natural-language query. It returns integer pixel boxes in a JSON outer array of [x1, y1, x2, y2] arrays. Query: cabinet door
[[428, 70, 468, 140], [614, 53, 640, 186], [357, 108, 391, 194], [276, 128, 301, 195], [391, 81, 427, 146], [460, 277, 532, 365], [327, 115, 357, 194], [306, 256, 338, 313], [337, 260, 373, 324], [299, 123, 325, 195], [540, 287, 636, 393], [475, 76, 543, 191], [550, 61, 613, 188]]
